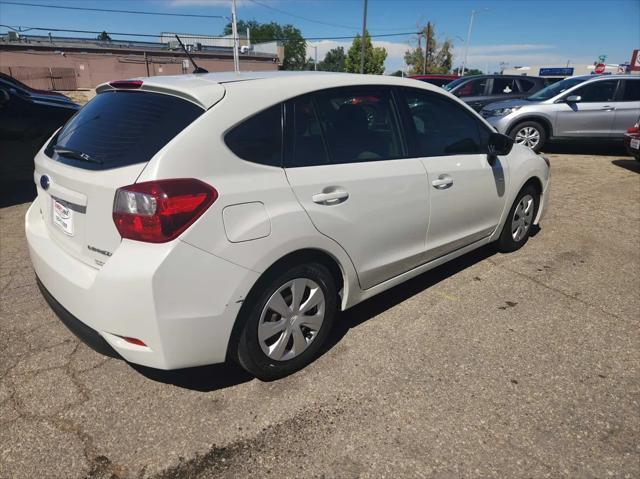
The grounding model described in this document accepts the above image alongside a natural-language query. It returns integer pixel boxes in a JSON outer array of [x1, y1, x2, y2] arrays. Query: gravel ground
[[0, 149, 638, 478]]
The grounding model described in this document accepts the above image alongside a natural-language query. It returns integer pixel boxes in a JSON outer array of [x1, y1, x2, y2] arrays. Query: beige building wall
[[0, 50, 278, 90]]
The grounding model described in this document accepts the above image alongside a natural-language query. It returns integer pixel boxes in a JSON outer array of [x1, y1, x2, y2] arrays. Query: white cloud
[[168, 0, 250, 6]]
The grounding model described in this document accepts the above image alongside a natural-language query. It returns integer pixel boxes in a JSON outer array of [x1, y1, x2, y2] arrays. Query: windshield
[[527, 77, 586, 101], [443, 76, 471, 91]]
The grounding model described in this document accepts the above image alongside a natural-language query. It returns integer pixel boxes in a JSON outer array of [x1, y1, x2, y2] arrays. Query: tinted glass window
[[417, 78, 453, 87], [528, 76, 586, 101], [225, 104, 282, 166], [518, 78, 536, 91], [402, 89, 490, 157], [288, 96, 329, 167], [48, 91, 203, 170], [312, 87, 403, 164], [454, 78, 487, 97], [492, 78, 520, 94], [622, 80, 640, 101], [572, 80, 618, 102]]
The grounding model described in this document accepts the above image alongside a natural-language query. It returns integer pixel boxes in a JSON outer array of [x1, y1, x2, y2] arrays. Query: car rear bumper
[[26, 199, 260, 370]]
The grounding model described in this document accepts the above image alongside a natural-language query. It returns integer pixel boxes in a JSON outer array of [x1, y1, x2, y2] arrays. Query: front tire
[[234, 263, 337, 381], [497, 185, 539, 253], [510, 121, 546, 153]]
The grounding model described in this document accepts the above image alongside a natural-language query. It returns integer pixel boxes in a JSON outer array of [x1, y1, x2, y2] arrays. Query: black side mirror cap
[[487, 132, 514, 156]]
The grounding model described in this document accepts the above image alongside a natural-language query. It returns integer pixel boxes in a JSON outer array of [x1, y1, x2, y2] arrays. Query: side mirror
[[487, 132, 514, 157], [565, 95, 582, 103], [0, 89, 9, 107]]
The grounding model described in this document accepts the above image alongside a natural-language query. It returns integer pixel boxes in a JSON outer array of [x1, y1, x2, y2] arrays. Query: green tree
[[317, 46, 346, 72], [97, 31, 111, 41], [460, 68, 484, 76], [404, 23, 453, 75], [345, 31, 387, 74], [224, 20, 306, 70]]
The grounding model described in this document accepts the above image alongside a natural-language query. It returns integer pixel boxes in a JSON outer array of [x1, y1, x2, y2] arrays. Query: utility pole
[[461, 8, 487, 77], [313, 45, 318, 71], [360, 0, 368, 74], [423, 22, 431, 75], [231, 0, 240, 73]]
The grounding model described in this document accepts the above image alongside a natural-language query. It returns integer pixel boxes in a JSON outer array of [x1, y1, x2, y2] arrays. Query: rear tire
[[234, 263, 337, 381], [510, 121, 546, 153], [496, 185, 539, 253]]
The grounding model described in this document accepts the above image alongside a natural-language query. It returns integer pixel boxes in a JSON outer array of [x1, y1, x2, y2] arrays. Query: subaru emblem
[[40, 175, 50, 190]]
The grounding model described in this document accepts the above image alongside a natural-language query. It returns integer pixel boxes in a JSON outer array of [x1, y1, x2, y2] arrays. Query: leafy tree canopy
[[404, 23, 453, 75], [345, 30, 387, 75], [317, 46, 346, 72], [224, 20, 306, 70]]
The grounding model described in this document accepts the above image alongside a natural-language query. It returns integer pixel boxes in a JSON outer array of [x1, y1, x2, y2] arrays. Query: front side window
[[569, 80, 619, 103], [622, 80, 640, 101], [313, 87, 403, 164], [225, 104, 282, 166], [492, 78, 520, 94], [401, 89, 490, 157]]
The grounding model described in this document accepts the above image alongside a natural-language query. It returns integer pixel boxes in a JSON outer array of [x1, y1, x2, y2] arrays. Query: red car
[[623, 117, 640, 161], [409, 74, 460, 88]]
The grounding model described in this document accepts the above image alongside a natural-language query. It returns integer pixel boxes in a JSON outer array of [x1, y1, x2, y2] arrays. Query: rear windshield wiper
[[53, 146, 103, 164]]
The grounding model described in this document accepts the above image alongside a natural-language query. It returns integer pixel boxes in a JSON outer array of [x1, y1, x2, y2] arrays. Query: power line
[[247, 0, 357, 31], [0, 25, 420, 41], [0, 1, 226, 19]]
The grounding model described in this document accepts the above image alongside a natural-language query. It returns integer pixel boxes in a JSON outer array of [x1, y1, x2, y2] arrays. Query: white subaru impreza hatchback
[[26, 71, 549, 380]]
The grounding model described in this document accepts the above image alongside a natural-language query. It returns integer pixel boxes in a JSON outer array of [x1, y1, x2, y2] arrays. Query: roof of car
[[96, 71, 445, 109]]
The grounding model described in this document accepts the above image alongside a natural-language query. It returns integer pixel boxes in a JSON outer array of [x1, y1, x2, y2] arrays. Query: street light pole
[[360, 0, 368, 74], [460, 8, 486, 77]]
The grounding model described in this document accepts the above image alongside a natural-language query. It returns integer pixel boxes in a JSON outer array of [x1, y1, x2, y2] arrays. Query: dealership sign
[[539, 67, 574, 76]]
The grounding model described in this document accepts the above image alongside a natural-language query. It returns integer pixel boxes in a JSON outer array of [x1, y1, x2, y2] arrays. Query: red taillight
[[109, 80, 143, 89], [113, 179, 217, 243], [121, 337, 147, 347], [626, 125, 639, 134]]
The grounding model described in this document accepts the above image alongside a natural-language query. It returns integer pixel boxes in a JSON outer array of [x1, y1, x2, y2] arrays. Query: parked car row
[[0, 73, 80, 183], [411, 73, 640, 153]]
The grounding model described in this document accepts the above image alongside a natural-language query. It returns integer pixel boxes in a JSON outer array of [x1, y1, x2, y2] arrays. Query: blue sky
[[1, 0, 638, 73]]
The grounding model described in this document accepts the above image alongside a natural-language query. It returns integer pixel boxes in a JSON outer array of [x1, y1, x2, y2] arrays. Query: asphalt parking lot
[[1, 148, 639, 478]]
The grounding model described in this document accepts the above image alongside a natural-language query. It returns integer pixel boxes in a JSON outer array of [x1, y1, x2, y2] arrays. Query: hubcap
[[515, 126, 541, 149], [511, 194, 535, 242], [258, 278, 326, 361]]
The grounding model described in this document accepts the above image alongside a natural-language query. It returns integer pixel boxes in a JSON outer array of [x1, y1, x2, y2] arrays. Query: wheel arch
[[225, 248, 349, 361], [508, 116, 553, 139]]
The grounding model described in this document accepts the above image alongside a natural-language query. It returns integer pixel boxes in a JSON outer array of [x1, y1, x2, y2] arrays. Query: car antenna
[[175, 34, 208, 74]]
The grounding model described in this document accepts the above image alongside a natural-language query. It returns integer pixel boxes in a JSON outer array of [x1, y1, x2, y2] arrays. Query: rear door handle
[[601, 105, 616, 111], [312, 189, 349, 205], [432, 175, 454, 190]]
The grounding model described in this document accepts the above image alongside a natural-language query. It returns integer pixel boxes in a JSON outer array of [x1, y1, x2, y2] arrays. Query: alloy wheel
[[515, 127, 541, 149]]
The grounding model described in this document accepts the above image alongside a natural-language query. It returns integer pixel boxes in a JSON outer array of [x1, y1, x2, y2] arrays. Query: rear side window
[[401, 89, 490, 157], [454, 78, 487, 97], [492, 78, 520, 94], [622, 80, 640, 101], [225, 104, 282, 166], [517, 78, 536, 92], [47, 91, 203, 170], [314, 87, 403, 164]]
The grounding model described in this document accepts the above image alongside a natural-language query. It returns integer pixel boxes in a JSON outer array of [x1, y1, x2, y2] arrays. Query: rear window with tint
[[46, 91, 204, 170]]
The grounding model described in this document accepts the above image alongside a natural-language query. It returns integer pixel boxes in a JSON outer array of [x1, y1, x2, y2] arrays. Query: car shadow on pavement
[[132, 361, 254, 392], [0, 180, 36, 208], [542, 141, 628, 156], [611, 159, 640, 174], [325, 243, 499, 352]]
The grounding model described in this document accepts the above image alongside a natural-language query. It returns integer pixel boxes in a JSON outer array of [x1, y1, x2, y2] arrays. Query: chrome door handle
[[601, 105, 616, 111], [432, 175, 453, 190], [312, 190, 349, 205]]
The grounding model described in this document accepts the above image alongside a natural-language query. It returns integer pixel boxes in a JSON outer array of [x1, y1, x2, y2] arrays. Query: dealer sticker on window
[[53, 198, 74, 236], [631, 138, 640, 150]]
